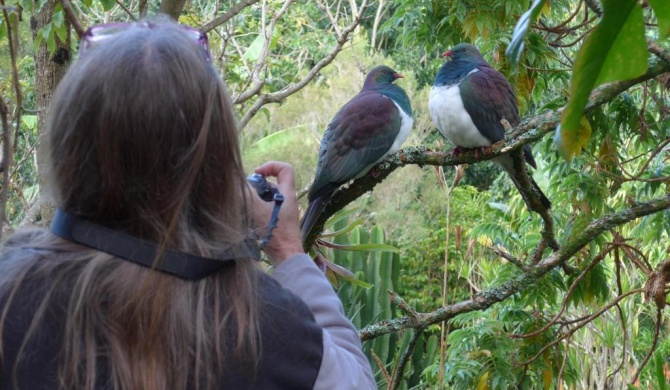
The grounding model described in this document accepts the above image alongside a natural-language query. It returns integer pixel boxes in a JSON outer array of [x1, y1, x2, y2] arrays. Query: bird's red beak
[[393, 72, 404, 79], [442, 50, 453, 58]]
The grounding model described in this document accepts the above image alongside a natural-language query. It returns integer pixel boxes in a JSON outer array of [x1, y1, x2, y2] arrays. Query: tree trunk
[[158, 0, 188, 20], [26, 0, 71, 227]]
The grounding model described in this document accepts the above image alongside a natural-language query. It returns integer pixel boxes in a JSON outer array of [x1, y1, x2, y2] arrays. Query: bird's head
[[442, 43, 485, 63], [363, 65, 403, 88]]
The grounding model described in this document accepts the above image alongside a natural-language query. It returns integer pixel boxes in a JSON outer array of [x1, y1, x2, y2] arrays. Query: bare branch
[[202, 0, 261, 33], [389, 290, 420, 324], [237, 0, 369, 129], [0, 100, 12, 240], [139, 0, 148, 18], [370, 0, 386, 51], [317, 0, 342, 36], [59, 0, 85, 37], [517, 289, 643, 367], [1, 0, 22, 151], [114, 0, 137, 21], [389, 329, 423, 390], [1, 0, 19, 237], [648, 41, 670, 65], [489, 246, 531, 272], [158, 0, 187, 20], [629, 308, 663, 385], [233, 0, 294, 105]]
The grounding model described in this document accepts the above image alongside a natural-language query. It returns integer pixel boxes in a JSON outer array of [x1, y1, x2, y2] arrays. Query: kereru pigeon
[[300, 65, 414, 242], [428, 43, 551, 210]]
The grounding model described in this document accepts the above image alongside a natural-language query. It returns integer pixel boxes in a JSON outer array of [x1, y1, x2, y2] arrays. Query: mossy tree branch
[[360, 194, 670, 340]]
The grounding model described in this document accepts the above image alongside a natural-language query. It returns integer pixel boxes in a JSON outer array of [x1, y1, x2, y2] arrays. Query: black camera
[[247, 173, 281, 202], [246, 174, 284, 249]]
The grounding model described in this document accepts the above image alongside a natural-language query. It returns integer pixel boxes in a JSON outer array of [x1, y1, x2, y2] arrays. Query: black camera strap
[[49, 209, 261, 280]]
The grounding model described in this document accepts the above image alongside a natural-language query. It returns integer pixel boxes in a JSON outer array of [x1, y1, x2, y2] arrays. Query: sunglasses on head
[[80, 21, 211, 61]]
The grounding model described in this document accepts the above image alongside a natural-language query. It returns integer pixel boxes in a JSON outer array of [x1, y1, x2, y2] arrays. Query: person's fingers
[[254, 161, 295, 195]]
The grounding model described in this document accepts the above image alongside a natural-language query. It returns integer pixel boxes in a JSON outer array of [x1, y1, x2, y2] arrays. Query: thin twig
[[233, 0, 294, 105], [370, 350, 391, 387], [202, 0, 261, 32], [516, 289, 643, 366], [1, 0, 21, 151], [490, 246, 531, 272], [0, 100, 11, 239], [389, 291, 421, 324], [59, 0, 85, 37], [629, 308, 663, 385], [389, 329, 424, 390], [511, 245, 614, 339], [114, 0, 137, 21], [606, 248, 628, 385]]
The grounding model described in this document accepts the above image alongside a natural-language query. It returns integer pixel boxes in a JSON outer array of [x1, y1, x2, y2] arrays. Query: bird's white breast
[[389, 102, 413, 153], [428, 83, 491, 148], [358, 100, 414, 178]]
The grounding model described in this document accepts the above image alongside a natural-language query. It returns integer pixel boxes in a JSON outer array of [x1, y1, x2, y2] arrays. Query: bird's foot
[[370, 167, 381, 178], [451, 147, 464, 157], [473, 146, 493, 158]]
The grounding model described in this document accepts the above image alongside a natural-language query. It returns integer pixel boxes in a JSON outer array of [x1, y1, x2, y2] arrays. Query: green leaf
[[41, 23, 56, 53], [33, 30, 44, 51], [21, 115, 38, 131], [0, 16, 6, 40], [325, 242, 399, 253], [323, 208, 359, 229], [323, 259, 373, 288], [506, 0, 548, 71], [649, 0, 670, 39], [559, 0, 647, 157], [654, 349, 667, 390], [319, 218, 364, 238], [52, 8, 64, 29], [243, 32, 278, 62], [247, 125, 311, 155], [555, 116, 592, 160], [99, 0, 116, 11], [23, 185, 39, 203]]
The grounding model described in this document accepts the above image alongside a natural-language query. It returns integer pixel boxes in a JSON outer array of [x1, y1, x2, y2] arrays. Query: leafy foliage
[[558, 0, 648, 158]]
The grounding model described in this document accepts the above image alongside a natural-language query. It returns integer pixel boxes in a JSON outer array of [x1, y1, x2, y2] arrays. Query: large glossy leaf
[[506, 0, 548, 71], [554, 116, 592, 160], [558, 0, 647, 158], [649, 0, 670, 39]]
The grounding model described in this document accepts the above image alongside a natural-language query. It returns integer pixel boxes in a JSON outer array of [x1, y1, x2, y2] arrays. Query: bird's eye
[[461, 48, 466, 52], [382, 70, 388, 74]]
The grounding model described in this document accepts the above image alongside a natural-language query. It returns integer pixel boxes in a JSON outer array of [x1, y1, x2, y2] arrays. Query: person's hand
[[249, 161, 304, 265]]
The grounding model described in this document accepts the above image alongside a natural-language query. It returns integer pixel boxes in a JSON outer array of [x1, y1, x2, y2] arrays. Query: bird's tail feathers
[[495, 154, 551, 212], [508, 173, 552, 212], [522, 144, 537, 169], [300, 194, 331, 244], [528, 176, 551, 210]]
